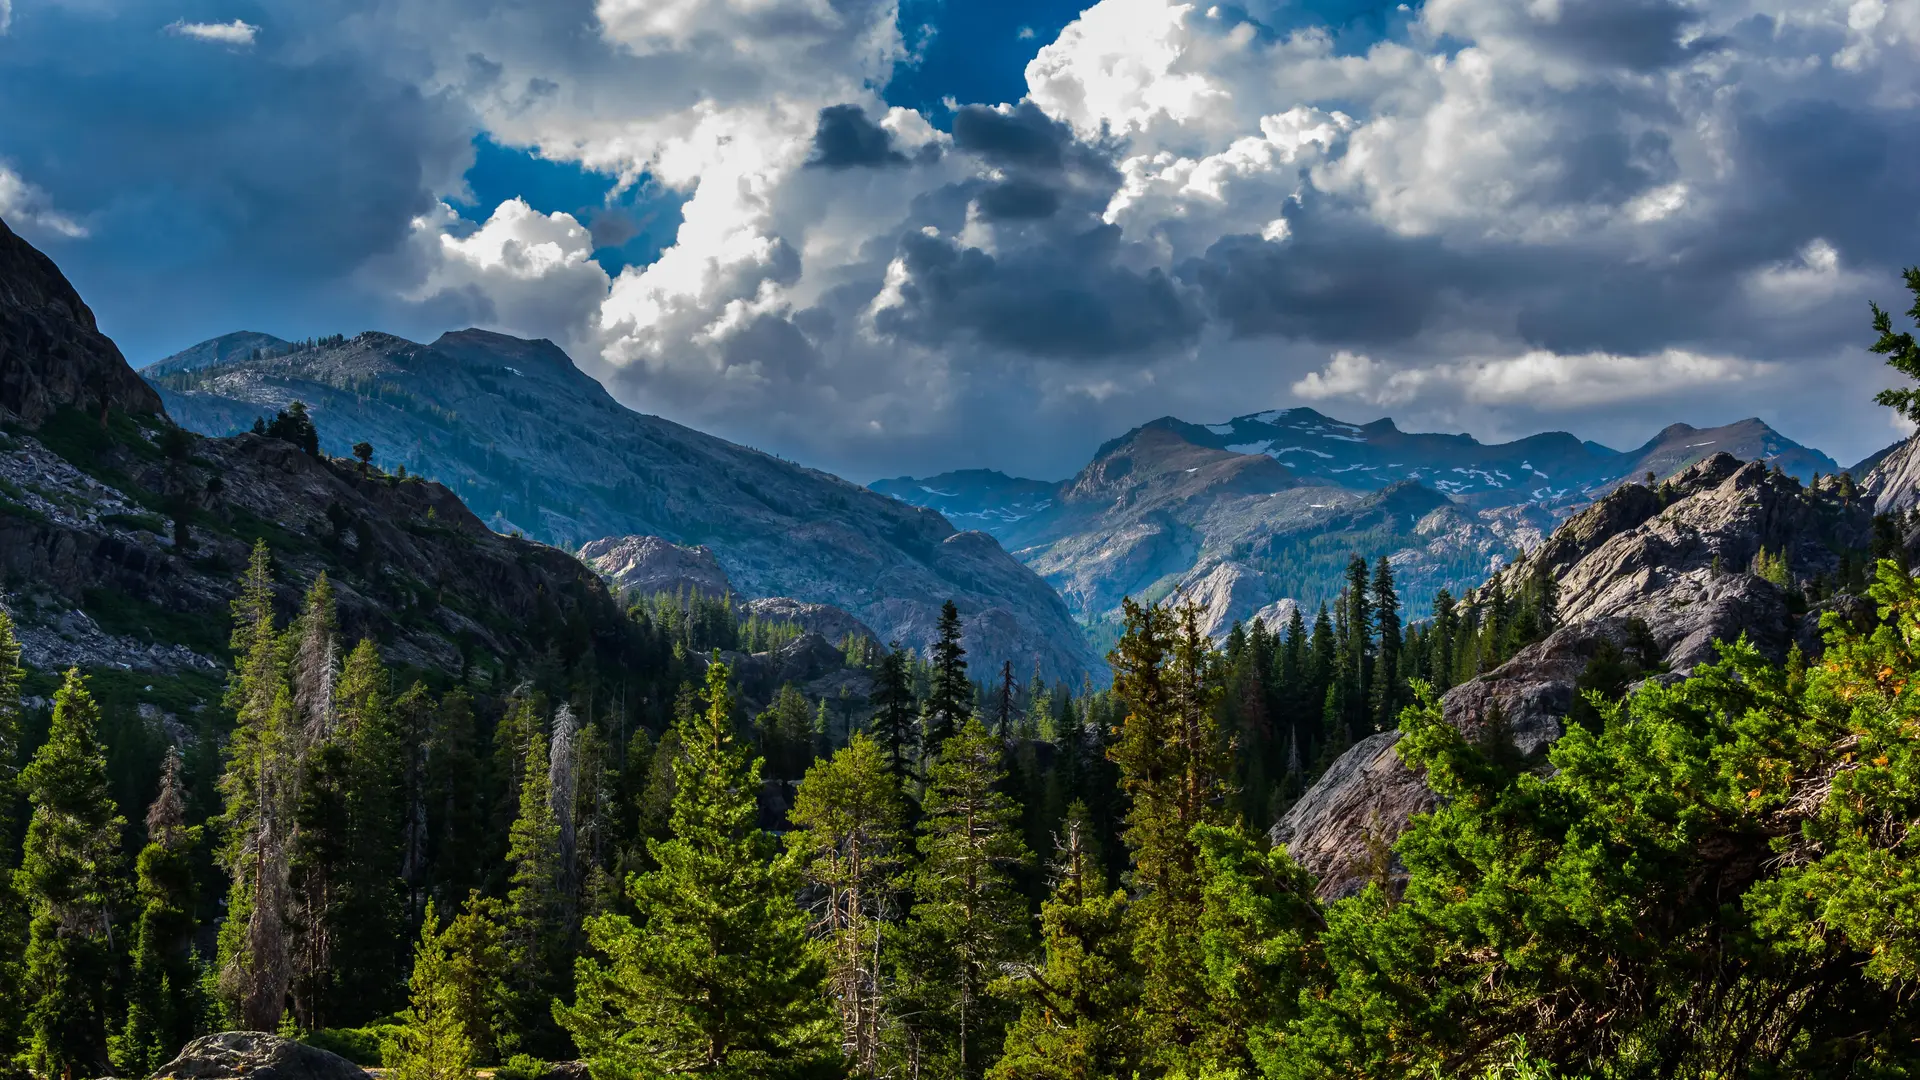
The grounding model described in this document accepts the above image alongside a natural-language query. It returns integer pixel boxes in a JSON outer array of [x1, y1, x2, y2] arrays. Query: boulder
[[148, 1032, 369, 1080], [1269, 732, 1436, 901]]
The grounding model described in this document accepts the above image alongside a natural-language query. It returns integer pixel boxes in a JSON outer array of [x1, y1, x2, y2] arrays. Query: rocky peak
[[0, 215, 163, 427], [1865, 431, 1920, 514]]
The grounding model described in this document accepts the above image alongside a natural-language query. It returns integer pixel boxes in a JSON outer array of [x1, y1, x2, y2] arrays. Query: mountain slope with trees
[[146, 329, 1098, 682]]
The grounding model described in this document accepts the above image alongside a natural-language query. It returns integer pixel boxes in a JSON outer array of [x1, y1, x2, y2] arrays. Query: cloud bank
[[10, 0, 1920, 477]]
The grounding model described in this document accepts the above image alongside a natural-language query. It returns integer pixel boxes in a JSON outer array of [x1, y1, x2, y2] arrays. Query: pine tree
[[1870, 266, 1920, 423], [337, 638, 408, 1020], [389, 902, 476, 1080], [557, 660, 836, 1077], [1429, 590, 1457, 695], [1107, 602, 1228, 1071], [0, 610, 27, 1080], [1342, 557, 1373, 742], [993, 661, 1016, 739], [112, 748, 202, 1077], [439, 893, 515, 1066], [503, 709, 568, 1053], [1370, 556, 1402, 731], [988, 802, 1138, 1080], [18, 670, 126, 1079], [217, 541, 296, 1032], [425, 691, 484, 907], [787, 734, 909, 1074], [897, 718, 1032, 1078], [923, 601, 971, 751], [868, 646, 919, 779]]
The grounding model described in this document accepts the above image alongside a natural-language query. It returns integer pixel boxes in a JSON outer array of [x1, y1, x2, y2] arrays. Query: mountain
[[872, 408, 1840, 639], [142, 330, 290, 377], [0, 215, 635, 686], [146, 329, 1099, 680]]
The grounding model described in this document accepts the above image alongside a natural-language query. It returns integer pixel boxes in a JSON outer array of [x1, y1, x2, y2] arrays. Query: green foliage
[[1870, 266, 1920, 423], [923, 600, 971, 751], [894, 719, 1032, 1077], [112, 748, 204, 1077], [786, 734, 908, 1074], [557, 660, 836, 1079], [17, 670, 126, 1079], [388, 901, 478, 1080], [493, 1052, 550, 1080], [304, 1025, 406, 1067]]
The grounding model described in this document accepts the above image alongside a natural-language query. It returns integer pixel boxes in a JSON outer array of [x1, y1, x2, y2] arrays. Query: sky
[[3, 0, 1920, 482]]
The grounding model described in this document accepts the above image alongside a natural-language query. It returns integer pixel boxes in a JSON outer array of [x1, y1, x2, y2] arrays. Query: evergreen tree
[[988, 803, 1138, 1080], [389, 902, 476, 1080], [1870, 266, 1920, 423], [992, 662, 1016, 739], [1429, 589, 1458, 695], [557, 660, 836, 1078], [923, 601, 971, 751], [336, 639, 408, 1022], [0, 611, 27, 1080], [18, 670, 126, 1079], [756, 685, 816, 783], [426, 692, 484, 907], [216, 541, 296, 1032], [503, 708, 568, 1054], [895, 719, 1032, 1079], [1342, 557, 1373, 742], [112, 748, 202, 1077], [867, 646, 919, 779], [1370, 556, 1402, 731], [1106, 602, 1228, 1072], [787, 734, 908, 1074], [439, 893, 515, 1066]]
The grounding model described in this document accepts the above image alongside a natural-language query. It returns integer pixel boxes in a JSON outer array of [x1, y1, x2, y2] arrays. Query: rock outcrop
[[1272, 453, 1875, 899], [581, 534, 734, 599], [740, 596, 878, 646], [150, 1032, 369, 1080], [0, 216, 162, 428], [1865, 432, 1920, 515]]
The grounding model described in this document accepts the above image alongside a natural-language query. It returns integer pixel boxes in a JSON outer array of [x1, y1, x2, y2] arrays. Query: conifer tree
[[1342, 557, 1373, 741], [18, 670, 126, 1079], [897, 718, 1032, 1078], [439, 894, 515, 1066], [425, 691, 484, 907], [867, 647, 919, 779], [113, 748, 202, 1077], [389, 902, 476, 1080], [558, 660, 836, 1077], [0, 610, 27, 1080], [217, 541, 296, 1032], [989, 802, 1138, 1080], [1107, 602, 1228, 1072], [787, 734, 908, 1073], [1429, 590, 1458, 695], [1370, 556, 1402, 731], [503, 709, 568, 1052], [923, 601, 970, 751]]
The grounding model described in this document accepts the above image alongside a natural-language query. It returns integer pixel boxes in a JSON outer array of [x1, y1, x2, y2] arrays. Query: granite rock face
[[740, 596, 878, 647], [1865, 432, 1920, 515], [1270, 453, 1876, 899], [149, 1033, 369, 1080], [580, 534, 734, 599], [0, 216, 162, 428]]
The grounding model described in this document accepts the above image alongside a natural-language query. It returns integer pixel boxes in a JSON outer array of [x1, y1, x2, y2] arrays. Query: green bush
[[303, 1024, 403, 1066], [494, 1053, 548, 1080]]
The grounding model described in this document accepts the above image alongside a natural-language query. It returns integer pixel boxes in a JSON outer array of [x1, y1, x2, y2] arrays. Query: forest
[[2, 520, 1920, 1080]]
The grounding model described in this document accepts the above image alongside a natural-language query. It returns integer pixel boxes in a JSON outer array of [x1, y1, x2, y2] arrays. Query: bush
[[303, 1024, 404, 1066], [493, 1053, 547, 1080]]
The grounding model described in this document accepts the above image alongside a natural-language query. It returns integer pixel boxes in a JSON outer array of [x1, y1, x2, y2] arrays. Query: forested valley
[[6, 508, 1920, 1078]]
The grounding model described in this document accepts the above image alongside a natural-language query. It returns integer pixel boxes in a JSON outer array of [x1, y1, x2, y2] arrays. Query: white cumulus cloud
[[166, 19, 259, 46], [0, 164, 87, 239]]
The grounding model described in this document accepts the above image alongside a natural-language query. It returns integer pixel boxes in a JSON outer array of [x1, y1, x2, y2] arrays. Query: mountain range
[[872, 407, 1849, 638], [144, 330, 1099, 681]]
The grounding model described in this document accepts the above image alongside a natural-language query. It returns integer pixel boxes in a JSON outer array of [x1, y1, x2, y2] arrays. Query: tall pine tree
[[922, 601, 970, 752], [18, 670, 125, 1079], [113, 748, 202, 1077], [558, 660, 836, 1077], [0, 610, 28, 1080], [1370, 556, 1402, 731]]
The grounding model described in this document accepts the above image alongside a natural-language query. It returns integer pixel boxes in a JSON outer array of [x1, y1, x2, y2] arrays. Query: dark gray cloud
[[0, 1, 474, 360], [807, 104, 909, 169], [874, 226, 1201, 359]]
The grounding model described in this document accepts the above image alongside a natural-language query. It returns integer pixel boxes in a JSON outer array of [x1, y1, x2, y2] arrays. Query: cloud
[[405, 199, 612, 350], [807, 104, 909, 169], [1294, 347, 1777, 411], [166, 19, 258, 46], [0, 164, 87, 238]]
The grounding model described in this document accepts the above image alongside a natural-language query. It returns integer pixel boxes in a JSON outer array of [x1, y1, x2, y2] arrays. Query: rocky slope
[[148, 330, 1099, 681], [1269, 452, 1877, 899], [0, 215, 639, 685], [875, 410, 1838, 640], [1864, 431, 1920, 514]]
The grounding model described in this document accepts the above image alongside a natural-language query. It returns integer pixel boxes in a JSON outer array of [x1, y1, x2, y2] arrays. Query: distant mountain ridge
[[873, 407, 1842, 638], [146, 328, 1100, 681]]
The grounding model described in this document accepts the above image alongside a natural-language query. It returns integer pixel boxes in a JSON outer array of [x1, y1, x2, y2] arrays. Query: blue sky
[[3, 0, 1918, 480]]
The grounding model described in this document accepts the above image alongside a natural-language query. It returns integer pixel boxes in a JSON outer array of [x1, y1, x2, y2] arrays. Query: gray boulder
[[740, 596, 878, 646], [148, 1032, 369, 1080], [580, 534, 733, 599]]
